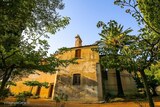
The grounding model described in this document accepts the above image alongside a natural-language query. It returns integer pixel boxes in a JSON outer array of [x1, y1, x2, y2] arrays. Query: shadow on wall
[[54, 74, 98, 101]]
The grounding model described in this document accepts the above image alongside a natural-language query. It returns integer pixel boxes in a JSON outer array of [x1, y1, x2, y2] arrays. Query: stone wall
[[105, 70, 137, 96], [10, 71, 56, 98], [54, 45, 99, 101], [55, 74, 98, 101]]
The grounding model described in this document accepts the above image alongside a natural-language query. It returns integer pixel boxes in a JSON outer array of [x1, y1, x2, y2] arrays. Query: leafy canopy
[[0, 0, 74, 91], [97, 20, 134, 70], [114, 0, 160, 34], [137, 0, 160, 33], [23, 80, 49, 88]]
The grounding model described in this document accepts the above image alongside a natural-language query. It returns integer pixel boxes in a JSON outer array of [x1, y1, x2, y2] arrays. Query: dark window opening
[[102, 69, 108, 80], [73, 74, 81, 85], [75, 49, 81, 58], [48, 84, 54, 98], [36, 86, 41, 96]]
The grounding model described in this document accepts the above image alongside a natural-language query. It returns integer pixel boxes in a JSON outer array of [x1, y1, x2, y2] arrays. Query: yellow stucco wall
[[10, 71, 56, 98]]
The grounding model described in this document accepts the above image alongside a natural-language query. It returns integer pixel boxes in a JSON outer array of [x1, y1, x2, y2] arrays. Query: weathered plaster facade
[[54, 44, 99, 101], [104, 70, 137, 96]]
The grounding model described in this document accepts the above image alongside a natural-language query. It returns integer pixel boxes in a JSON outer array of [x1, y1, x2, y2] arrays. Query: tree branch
[[4, 50, 19, 60]]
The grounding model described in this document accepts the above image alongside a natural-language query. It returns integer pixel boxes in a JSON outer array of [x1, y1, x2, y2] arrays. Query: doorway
[[36, 86, 41, 96], [48, 83, 54, 98]]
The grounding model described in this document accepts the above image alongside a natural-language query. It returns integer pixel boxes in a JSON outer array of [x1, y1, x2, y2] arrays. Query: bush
[[54, 91, 68, 103], [16, 94, 27, 102], [54, 96, 61, 103], [0, 89, 11, 100], [21, 91, 33, 97], [16, 91, 32, 103]]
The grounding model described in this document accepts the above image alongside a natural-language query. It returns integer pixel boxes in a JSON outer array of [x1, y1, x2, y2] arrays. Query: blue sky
[[48, 0, 140, 54]]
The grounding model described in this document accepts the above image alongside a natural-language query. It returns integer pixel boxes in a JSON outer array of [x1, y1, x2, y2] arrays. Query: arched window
[[73, 74, 81, 85]]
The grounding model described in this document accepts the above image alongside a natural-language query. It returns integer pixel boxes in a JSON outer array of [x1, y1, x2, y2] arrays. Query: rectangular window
[[75, 49, 81, 58], [73, 74, 81, 85]]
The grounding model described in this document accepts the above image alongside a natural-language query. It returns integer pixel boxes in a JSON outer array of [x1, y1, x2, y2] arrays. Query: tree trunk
[[0, 67, 14, 94], [0, 71, 10, 97], [152, 86, 158, 96], [140, 70, 155, 107], [116, 69, 124, 97], [0, 77, 7, 91], [0, 71, 9, 92], [30, 86, 34, 94]]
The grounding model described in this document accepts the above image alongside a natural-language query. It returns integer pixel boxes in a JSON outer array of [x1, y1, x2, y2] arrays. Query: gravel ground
[[2, 97, 160, 107]]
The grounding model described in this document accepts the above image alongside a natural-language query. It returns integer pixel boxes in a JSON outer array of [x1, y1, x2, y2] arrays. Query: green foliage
[[54, 96, 61, 103], [0, 0, 70, 36], [97, 20, 134, 70], [0, 89, 11, 100], [97, 20, 136, 97], [41, 82, 49, 88], [54, 91, 68, 102], [23, 80, 49, 95], [6, 81, 16, 86], [144, 62, 160, 95], [135, 77, 144, 89], [145, 62, 160, 84], [97, 19, 160, 106], [16, 91, 33, 98], [0, 81, 16, 87], [0, 0, 74, 92], [15, 91, 32, 107], [137, 0, 160, 34], [113, 1, 160, 106], [114, 0, 160, 34], [114, 0, 142, 25], [23, 80, 49, 88], [55, 47, 71, 55], [16, 95, 27, 104], [15, 91, 31, 106], [23, 81, 41, 87]]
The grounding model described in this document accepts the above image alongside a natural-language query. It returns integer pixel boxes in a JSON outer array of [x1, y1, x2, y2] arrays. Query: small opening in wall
[[73, 74, 81, 85]]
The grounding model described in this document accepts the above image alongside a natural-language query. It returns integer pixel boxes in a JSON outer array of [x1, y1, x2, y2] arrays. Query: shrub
[[0, 89, 11, 100], [54, 91, 68, 102], [16, 91, 32, 103], [21, 91, 33, 97]]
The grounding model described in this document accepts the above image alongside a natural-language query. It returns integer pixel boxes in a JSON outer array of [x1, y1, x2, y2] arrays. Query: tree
[[97, 20, 160, 107], [114, 0, 160, 35], [113, 1, 160, 107], [0, 0, 74, 93], [0, 0, 69, 36], [97, 20, 133, 97], [122, 27, 160, 107]]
